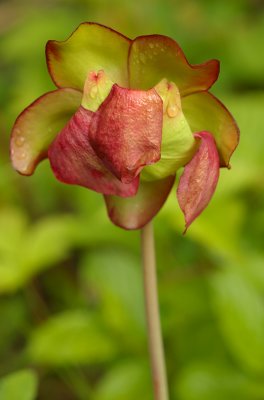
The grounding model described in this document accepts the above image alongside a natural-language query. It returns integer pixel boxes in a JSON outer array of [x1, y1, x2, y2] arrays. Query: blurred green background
[[0, 0, 264, 399]]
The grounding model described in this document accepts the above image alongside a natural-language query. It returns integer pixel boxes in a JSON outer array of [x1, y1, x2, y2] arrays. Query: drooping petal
[[48, 106, 138, 197], [89, 84, 163, 183], [10, 88, 82, 175], [182, 91, 239, 167], [128, 35, 219, 96], [105, 175, 175, 230], [46, 22, 131, 90], [177, 131, 220, 231]]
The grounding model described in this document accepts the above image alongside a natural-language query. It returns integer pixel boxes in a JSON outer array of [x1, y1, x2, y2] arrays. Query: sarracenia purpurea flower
[[10, 22, 239, 230]]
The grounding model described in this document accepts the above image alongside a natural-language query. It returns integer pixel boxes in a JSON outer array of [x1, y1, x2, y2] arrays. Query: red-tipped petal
[[128, 35, 219, 96], [89, 84, 163, 183], [46, 22, 131, 90], [182, 91, 239, 167], [105, 175, 175, 230], [177, 131, 220, 231], [10, 88, 82, 175], [48, 106, 139, 197]]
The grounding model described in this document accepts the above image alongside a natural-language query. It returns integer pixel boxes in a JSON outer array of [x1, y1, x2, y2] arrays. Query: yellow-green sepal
[[81, 70, 114, 112], [141, 79, 196, 181]]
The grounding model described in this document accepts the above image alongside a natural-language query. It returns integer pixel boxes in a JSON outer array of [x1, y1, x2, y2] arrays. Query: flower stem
[[141, 221, 169, 400]]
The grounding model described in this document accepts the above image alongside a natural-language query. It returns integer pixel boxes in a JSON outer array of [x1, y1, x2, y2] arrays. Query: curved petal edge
[[128, 34, 219, 95], [48, 106, 139, 197], [177, 131, 220, 231], [182, 91, 240, 168], [46, 22, 131, 90], [105, 175, 175, 230], [10, 88, 82, 175]]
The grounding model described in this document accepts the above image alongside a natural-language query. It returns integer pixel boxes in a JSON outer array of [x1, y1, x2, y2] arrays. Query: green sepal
[[81, 70, 114, 112], [141, 79, 196, 181]]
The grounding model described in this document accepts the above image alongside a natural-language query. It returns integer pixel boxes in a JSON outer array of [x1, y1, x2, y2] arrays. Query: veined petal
[[46, 22, 131, 90], [128, 35, 219, 95], [105, 175, 175, 230], [10, 88, 82, 175], [48, 107, 138, 197], [182, 91, 239, 167], [89, 84, 163, 183], [177, 131, 220, 231]]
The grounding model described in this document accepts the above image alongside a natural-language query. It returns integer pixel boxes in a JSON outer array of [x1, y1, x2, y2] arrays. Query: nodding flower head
[[10, 22, 239, 230]]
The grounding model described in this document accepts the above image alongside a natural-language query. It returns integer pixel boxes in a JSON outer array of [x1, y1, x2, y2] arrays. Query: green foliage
[[211, 265, 264, 374], [0, 369, 38, 400], [0, 0, 264, 398], [28, 310, 117, 365], [93, 361, 152, 400]]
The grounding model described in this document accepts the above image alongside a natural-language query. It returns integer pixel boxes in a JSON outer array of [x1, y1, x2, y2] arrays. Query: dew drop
[[18, 151, 26, 160], [167, 105, 178, 118], [90, 86, 98, 99], [15, 136, 25, 147], [139, 53, 146, 64], [149, 43, 154, 49]]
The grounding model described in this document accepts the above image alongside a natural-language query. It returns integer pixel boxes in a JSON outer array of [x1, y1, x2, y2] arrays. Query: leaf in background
[[93, 360, 152, 400], [79, 248, 146, 342], [175, 362, 264, 400], [210, 266, 264, 374], [0, 369, 38, 400], [0, 211, 78, 293], [28, 310, 117, 365]]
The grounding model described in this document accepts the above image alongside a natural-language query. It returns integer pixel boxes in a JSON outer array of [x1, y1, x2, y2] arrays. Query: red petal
[[177, 131, 220, 231], [89, 84, 163, 183], [105, 175, 175, 230], [48, 107, 139, 197]]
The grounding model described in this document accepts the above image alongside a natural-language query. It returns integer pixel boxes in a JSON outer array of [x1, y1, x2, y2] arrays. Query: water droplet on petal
[[15, 136, 25, 147], [90, 86, 98, 99], [18, 151, 26, 160], [149, 43, 154, 49], [167, 105, 178, 118], [139, 53, 146, 64]]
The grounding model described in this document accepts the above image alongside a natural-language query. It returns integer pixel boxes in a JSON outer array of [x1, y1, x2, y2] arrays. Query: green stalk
[[141, 221, 169, 400]]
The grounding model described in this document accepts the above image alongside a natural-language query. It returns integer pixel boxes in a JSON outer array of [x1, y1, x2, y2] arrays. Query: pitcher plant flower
[[10, 22, 239, 231], [10, 23, 239, 400]]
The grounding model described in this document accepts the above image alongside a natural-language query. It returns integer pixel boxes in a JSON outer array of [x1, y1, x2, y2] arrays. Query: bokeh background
[[0, 0, 264, 399]]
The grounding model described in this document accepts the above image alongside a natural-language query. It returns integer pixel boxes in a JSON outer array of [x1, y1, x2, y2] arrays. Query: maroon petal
[[105, 175, 175, 230], [48, 107, 139, 197], [89, 84, 163, 183], [177, 131, 220, 231]]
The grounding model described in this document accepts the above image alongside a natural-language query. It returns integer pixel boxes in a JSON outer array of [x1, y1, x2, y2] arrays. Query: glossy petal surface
[[46, 22, 130, 90], [90, 84, 163, 183], [182, 92, 239, 167], [128, 35, 219, 95], [48, 107, 138, 197], [10, 88, 82, 175], [105, 175, 175, 229], [177, 131, 220, 230]]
